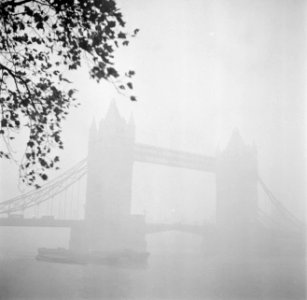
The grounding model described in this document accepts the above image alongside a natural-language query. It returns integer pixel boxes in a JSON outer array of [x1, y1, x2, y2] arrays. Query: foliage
[[0, 0, 137, 187]]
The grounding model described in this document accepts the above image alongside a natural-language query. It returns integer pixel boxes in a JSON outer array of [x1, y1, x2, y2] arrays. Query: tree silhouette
[[0, 0, 137, 187]]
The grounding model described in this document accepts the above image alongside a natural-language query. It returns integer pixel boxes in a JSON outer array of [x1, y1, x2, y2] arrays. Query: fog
[[0, 0, 306, 299]]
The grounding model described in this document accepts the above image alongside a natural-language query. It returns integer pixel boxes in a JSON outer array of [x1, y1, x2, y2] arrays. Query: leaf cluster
[[0, 0, 137, 187]]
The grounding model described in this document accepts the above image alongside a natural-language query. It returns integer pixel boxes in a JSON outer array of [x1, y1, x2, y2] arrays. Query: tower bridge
[[0, 102, 304, 257]]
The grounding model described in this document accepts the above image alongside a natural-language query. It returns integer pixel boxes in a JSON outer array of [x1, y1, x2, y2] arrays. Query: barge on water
[[36, 247, 149, 267]]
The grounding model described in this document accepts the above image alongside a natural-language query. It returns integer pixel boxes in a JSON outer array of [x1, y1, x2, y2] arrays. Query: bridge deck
[[0, 218, 81, 228], [0, 218, 212, 235]]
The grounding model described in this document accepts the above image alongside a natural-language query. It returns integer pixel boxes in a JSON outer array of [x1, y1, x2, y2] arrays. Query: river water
[[0, 228, 305, 299]]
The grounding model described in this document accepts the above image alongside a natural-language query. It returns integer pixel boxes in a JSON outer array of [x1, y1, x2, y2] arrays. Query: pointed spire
[[215, 142, 221, 156], [128, 112, 135, 126], [127, 113, 135, 140], [251, 140, 257, 154], [89, 117, 97, 142], [105, 99, 121, 122], [231, 128, 243, 141], [229, 128, 244, 145], [225, 128, 245, 154], [99, 100, 126, 138], [128, 112, 135, 128]]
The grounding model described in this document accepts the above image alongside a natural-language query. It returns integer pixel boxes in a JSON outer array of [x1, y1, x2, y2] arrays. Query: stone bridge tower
[[85, 101, 135, 223], [215, 130, 258, 254], [70, 102, 146, 253]]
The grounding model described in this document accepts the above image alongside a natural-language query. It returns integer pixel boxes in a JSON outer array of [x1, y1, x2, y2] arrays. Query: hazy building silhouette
[[70, 102, 146, 253], [216, 129, 258, 228]]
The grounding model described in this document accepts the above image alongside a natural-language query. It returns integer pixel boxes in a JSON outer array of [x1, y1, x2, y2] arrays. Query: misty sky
[[0, 0, 306, 223]]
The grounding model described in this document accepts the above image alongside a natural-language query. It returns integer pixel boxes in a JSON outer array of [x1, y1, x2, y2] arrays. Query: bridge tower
[[86, 102, 135, 224], [70, 102, 146, 253], [215, 129, 258, 254]]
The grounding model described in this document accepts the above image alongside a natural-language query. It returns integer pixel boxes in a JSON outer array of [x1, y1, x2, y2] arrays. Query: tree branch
[[3, 0, 34, 8]]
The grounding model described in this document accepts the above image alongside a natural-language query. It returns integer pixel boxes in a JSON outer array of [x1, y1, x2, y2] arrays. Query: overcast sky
[[0, 0, 306, 223]]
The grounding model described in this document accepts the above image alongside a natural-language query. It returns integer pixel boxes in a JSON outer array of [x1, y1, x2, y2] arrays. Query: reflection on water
[[0, 231, 305, 300]]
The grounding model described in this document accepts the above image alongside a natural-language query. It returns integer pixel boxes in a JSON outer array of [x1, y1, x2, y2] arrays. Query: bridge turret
[[80, 101, 145, 253], [86, 101, 134, 218], [216, 129, 258, 229], [84, 118, 100, 227]]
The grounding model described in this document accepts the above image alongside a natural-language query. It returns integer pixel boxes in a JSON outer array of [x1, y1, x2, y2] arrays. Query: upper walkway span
[[134, 143, 216, 172]]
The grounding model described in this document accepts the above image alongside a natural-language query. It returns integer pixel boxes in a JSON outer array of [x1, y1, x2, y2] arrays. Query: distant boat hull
[[36, 248, 149, 267]]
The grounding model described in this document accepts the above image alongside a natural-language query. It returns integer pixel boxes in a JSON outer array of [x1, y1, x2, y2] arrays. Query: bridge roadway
[[0, 217, 208, 235], [0, 217, 82, 228]]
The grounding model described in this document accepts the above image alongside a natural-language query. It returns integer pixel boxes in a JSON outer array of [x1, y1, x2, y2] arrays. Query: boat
[[36, 247, 149, 267], [36, 248, 87, 265]]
